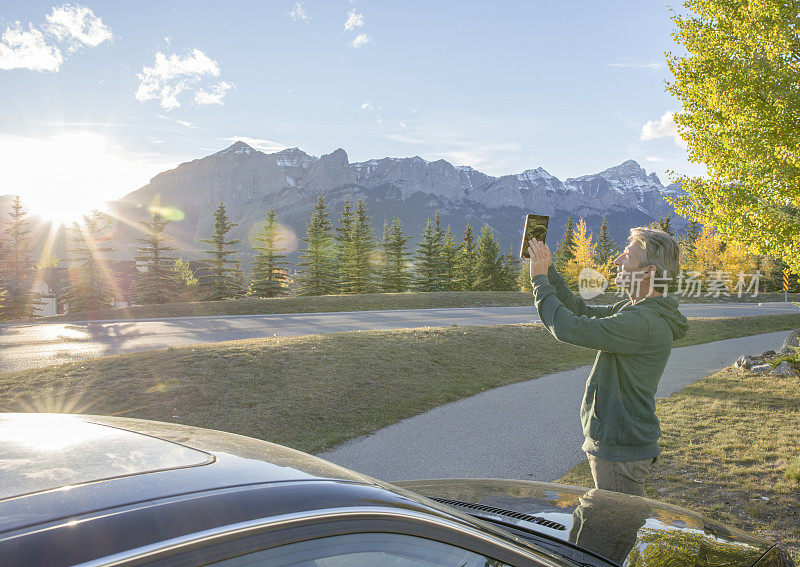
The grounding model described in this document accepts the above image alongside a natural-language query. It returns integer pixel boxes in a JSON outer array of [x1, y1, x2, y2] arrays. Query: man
[[528, 227, 689, 496]]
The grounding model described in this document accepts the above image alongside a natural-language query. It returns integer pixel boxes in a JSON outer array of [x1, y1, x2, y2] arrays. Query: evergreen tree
[[335, 196, 355, 293], [249, 207, 289, 297], [681, 218, 702, 269], [454, 223, 477, 291], [198, 201, 241, 301], [134, 210, 181, 304], [474, 225, 505, 291], [595, 217, 619, 292], [413, 220, 442, 291], [440, 226, 458, 291], [500, 246, 523, 291], [347, 199, 375, 293], [554, 217, 576, 275], [594, 217, 619, 265], [231, 254, 249, 298], [653, 213, 675, 236], [297, 195, 337, 295], [379, 217, 411, 292], [0, 196, 40, 319], [64, 210, 116, 312]]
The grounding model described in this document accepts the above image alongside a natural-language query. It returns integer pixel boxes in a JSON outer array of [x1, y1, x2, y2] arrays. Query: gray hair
[[628, 227, 681, 283]]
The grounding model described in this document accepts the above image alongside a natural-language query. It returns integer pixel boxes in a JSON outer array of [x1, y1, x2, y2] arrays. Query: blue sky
[[1, 1, 699, 220]]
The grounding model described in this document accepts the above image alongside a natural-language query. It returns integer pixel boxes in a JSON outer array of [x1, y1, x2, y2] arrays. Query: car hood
[[394, 479, 772, 567]]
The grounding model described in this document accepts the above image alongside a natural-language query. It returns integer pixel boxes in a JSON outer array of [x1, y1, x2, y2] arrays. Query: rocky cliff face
[[103, 141, 687, 261]]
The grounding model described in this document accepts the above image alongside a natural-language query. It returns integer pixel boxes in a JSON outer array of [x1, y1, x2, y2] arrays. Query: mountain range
[[4, 142, 688, 264]]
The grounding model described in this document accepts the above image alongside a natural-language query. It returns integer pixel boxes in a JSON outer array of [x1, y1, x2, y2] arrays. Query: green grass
[[18, 290, 800, 324], [555, 364, 800, 561], [1, 312, 798, 456]]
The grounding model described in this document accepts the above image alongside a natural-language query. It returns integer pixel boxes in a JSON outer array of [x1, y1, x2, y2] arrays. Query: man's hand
[[528, 239, 552, 278]]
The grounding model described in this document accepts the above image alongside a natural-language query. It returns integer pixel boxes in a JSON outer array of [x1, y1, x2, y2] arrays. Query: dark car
[[0, 413, 793, 567]]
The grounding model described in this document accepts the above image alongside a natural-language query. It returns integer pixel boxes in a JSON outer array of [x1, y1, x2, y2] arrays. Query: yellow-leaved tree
[[666, 0, 800, 277], [683, 225, 760, 290], [563, 219, 598, 288]]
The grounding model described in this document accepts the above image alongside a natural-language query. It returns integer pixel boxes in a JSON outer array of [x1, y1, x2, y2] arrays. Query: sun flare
[[1, 132, 173, 226]]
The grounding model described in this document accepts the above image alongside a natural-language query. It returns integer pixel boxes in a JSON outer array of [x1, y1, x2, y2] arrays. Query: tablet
[[520, 214, 549, 259]]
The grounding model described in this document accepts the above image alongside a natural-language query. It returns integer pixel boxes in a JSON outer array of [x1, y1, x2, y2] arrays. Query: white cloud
[[646, 156, 664, 162], [344, 9, 364, 31], [136, 49, 229, 110], [399, 121, 406, 128], [289, 2, 310, 22], [351, 33, 371, 49], [641, 111, 687, 148], [195, 81, 234, 106], [156, 114, 200, 128], [45, 4, 112, 50], [360, 101, 373, 110], [221, 136, 288, 153], [0, 23, 63, 71], [607, 62, 664, 70], [0, 4, 111, 72]]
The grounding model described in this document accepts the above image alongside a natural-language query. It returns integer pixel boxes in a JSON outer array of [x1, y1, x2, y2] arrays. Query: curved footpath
[[318, 330, 794, 483]]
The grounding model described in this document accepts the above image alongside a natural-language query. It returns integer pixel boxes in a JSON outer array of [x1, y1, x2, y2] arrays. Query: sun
[[1, 131, 169, 226]]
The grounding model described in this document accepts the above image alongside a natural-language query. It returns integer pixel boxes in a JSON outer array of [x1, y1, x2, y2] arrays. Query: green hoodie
[[531, 265, 690, 461]]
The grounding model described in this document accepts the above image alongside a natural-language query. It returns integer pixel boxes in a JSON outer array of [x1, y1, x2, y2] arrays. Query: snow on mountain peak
[[517, 167, 555, 182], [216, 141, 257, 156], [273, 147, 318, 168]]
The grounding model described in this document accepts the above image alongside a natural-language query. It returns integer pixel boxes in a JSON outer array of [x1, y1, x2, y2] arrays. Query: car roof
[[0, 413, 379, 533], [0, 414, 556, 567]]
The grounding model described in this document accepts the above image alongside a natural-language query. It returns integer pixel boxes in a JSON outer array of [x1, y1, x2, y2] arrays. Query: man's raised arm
[[544, 264, 619, 319]]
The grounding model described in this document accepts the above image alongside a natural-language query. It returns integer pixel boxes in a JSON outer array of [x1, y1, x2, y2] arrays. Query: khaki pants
[[586, 453, 657, 496]]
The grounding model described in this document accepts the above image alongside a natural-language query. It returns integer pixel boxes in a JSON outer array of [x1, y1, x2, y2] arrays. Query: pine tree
[[554, 217, 576, 275], [0, 196, 40, 319], [500, 246, 522, 291], [65, 210, 116, 312], [379, 217, 411, 292], [335, 196, 355, 293], [134, 210, 181, 304], [249, 207, 289, 297], [454, 223, 477, 291], [198, 201, 241, 301], [594, 217, 619, 292], [413, 220, 442, 291], [474, 225, 504, 291], [440, 226, 458, 291], [231, 254, 249, 298], [681, 218, 702, 270], [432, 210, 446, 288], [297, 195, 337, 295], [653, 213, 675, 236], [347, 199, 376, 293]]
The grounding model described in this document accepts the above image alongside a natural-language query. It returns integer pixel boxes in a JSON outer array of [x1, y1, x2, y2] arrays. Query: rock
[[778, 329, 800, 355], [762, 350, 776, 358], [734, 356, 756, 370], [770, 361, 799, 376], [750, 364, 772, 373]]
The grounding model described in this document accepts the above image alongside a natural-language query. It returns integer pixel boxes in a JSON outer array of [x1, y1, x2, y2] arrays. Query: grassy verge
[[0, 313, 797, 456], [555, 366, 800, 560], [15, 290, 800, 325]]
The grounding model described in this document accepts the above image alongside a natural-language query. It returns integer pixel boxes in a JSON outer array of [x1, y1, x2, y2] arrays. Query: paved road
[[1, 302, 797, 373], [318, 330, 794, 483]]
